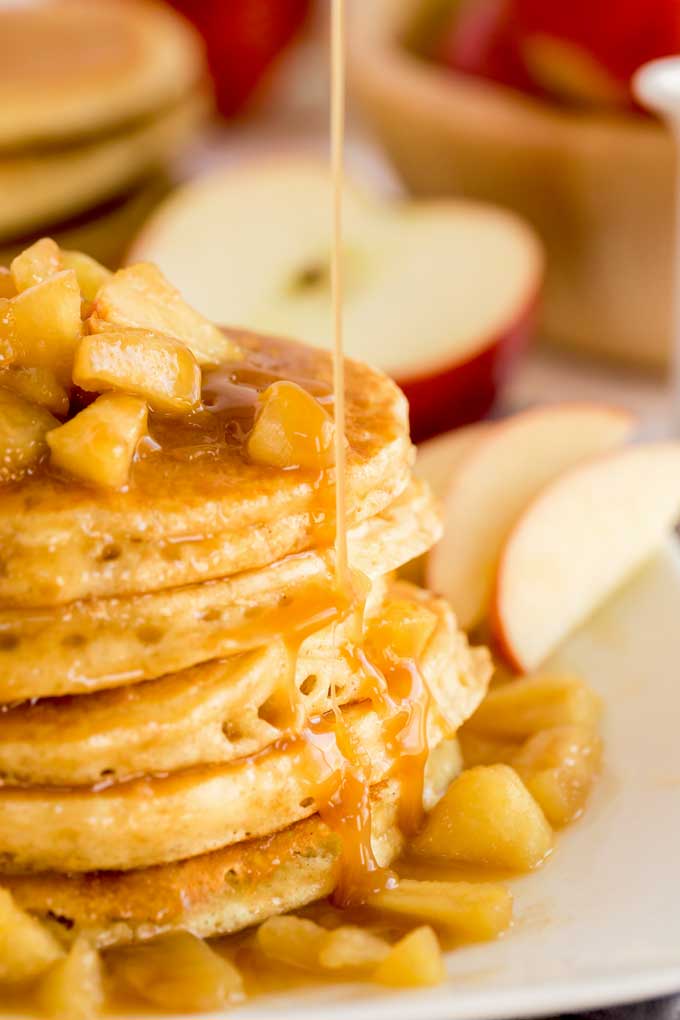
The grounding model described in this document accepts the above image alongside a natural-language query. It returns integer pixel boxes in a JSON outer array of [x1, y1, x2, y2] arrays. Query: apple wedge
[[493, 443, 680, 672], [416, 423, 490, 501], [131, 157, 543, 440], [427, 404, 634, 630]]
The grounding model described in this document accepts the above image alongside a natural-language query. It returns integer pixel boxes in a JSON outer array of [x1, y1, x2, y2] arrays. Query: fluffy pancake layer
[[0, 582, 490, 787], [0, 334, 413, 608], [5, 745, 462, 948], [0, 592, 490, 874], [0, 480, 438, 701]]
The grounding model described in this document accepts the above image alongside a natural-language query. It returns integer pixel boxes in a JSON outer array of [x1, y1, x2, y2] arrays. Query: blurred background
[[2, 0, 678, 440]]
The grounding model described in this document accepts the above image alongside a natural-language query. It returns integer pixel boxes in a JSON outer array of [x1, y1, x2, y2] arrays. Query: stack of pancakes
[[0, 0, 206, 269], [0, 331, 491, 946]]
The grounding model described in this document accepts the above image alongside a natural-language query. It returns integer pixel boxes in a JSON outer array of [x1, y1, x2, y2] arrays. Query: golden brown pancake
[[4, 753, 462, 948], [0, 0, 204, 151], [0, 601, 490, 874], [0, 91, 207, 244], [0, 481, 437, 702], [0, 334, 413, 609], [0, 584, 488, 787]]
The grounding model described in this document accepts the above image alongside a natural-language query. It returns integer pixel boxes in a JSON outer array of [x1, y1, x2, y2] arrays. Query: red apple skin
[[398, 296, 537, 444], [514, 0, 680, 89], [438, 0, 680, 106], [166, 0, 312, 116], [438, 0, 539, 96]]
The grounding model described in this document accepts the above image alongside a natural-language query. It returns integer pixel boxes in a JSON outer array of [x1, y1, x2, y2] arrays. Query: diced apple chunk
[[465, 675, 602, 740], [367, 879, 513, 942], [512, 725, 603, 827], [12, 270, 81, 380], [61, 250, 111, 301], [47, 392, 147, 489], [318, 926, 390, 971], [38, 934, 102, 1020], [365, 599, 438, 661], [256, 916, 326, 970], [0, 268, 16, 299], [11, 238, 62, 292], [0, 366, 69, 416], [0, 389, 57, 483], [74, 329, 201, 414], [374, 927, 445, 988], [92, 262, 242, 366], [248, 380, 335, 470], [111, 932, 244, 1011], [412, 764, 553, 871], [0, 888, 63, 983]]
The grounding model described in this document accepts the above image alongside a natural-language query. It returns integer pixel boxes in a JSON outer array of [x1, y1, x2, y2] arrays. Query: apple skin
[[438, 0, 538, 96], [399, 295, 537, 443], [166, 0, 312, 116], [514, 0, 680, 90], [438, 0, 680, 107]]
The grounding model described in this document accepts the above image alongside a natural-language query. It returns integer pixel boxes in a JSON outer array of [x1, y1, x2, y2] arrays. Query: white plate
[[225, 540, 680, 1020]]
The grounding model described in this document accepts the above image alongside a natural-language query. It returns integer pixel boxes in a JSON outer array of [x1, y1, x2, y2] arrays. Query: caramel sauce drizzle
[[330, 0, 349, 594]]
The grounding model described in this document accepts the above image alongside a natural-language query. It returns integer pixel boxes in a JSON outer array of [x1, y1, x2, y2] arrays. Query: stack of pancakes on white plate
[[0, 0, 206, 268], [0, 308, 491, 947]]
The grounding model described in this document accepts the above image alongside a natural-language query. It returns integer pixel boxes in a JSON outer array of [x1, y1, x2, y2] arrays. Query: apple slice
[[416, 422, 491, 501], [131, 157, 543, 441], [427, 404, 634, 630], [494, 443, 680, 672]]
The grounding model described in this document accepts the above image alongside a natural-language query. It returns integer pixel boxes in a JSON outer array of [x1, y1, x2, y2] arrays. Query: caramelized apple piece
[[512, 725, 603, 827], [368, 879, 513, 942], [0, 888, 63, 983], [412, 764, 553, 871], [47, 393, 147, 489], [111, 931, 243, 1011], [74, 329, 201, 413], [12, 270, 81, 380], [248, 381, 335, 470], [0, 299, 17, 364], [11, 238, 62, 292], [256, 916, 326, 970], [0, 389, 57, 483], [0, 366, 69, 416], [466, 675, 602, 740], [318, 926, 390, 972], [365, 598, 438, 660], [38, 934, 102, 1020], [374, 926, 444, 988], [92, 262, 242, 366], [61, 250, 111, 302], [0, 268, 16, 299], [457, 728, 521, 768]]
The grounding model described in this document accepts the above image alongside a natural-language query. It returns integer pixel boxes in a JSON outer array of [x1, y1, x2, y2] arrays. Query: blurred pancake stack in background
[[0, 0, 207, 270]]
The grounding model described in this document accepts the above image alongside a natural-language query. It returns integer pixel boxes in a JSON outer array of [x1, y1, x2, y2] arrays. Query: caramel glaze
[[145, 340, 332, 465]]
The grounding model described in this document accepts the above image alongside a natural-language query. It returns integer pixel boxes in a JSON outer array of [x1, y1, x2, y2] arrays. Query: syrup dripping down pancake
[[0, 333, 413, 608], [4, 745, 461, 949], [0, 480, 438, 702], [0, 598, 490, 874], [0, 584, 489, 787]]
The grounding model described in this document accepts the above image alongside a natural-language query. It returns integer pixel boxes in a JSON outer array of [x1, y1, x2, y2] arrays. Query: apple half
[[493, 442, 680, 672], [426, 404, 634, 630], [131, 157, 543, 441]]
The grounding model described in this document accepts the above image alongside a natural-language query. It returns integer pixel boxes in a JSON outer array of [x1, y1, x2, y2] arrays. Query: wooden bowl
[[349, 0, 674, 371]]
